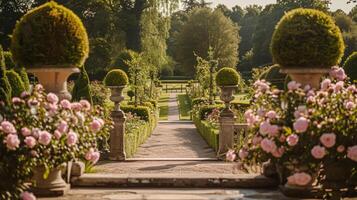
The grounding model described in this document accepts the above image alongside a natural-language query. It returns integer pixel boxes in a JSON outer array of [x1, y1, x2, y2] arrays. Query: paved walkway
[[168, 93, 179, 121]]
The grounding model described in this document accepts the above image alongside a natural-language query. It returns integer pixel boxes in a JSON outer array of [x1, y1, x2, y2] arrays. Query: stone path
[[168, 93, 179, 121]]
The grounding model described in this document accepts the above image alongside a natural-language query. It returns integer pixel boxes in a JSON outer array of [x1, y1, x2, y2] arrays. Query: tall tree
[[182, 0, 211, 12]]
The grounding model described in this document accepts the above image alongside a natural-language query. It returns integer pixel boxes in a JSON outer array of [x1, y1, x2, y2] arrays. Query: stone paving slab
[[39, 188, 305, 200], [168, 93, 180, 121]]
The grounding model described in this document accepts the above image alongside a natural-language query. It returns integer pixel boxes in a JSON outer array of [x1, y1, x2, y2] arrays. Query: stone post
[[108, 86, 126, 161]]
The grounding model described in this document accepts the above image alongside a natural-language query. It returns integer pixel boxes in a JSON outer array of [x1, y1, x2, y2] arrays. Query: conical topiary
[[3, 51, 30, 91], [72, 67, 93, 104], [16, 68, 30, 91], [6, 70, 25, 98], [0, 45, 12, 104]]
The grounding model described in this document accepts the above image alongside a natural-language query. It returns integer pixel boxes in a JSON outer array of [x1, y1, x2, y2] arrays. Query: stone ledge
[[72, 173, 278, 189]]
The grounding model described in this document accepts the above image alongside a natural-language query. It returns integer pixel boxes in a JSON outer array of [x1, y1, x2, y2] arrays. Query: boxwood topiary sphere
[[271, 8, 344, 68], [343, 52, 357, 82], [216, 67, 240, 86], [104, 69, 129, 87], [11, 2, 89, 68]]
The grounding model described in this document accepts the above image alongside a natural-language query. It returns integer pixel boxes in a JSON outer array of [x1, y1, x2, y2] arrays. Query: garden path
[[168, 92, 180, 121]]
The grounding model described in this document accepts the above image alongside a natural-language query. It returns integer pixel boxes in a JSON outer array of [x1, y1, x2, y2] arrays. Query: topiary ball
[[271, 8, 344, 68], [104, 69, 129, 87], [343, 52, 357, 82], [216, 67, 240, 86], [11, 2, 89, 68]]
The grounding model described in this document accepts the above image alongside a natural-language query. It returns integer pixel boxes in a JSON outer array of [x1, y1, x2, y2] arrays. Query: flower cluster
[[232, 67, 357, 187]]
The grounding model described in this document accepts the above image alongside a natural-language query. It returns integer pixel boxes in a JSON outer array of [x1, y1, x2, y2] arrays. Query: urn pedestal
[[32, 166, 69, 197], [280, 68, 330, 89]]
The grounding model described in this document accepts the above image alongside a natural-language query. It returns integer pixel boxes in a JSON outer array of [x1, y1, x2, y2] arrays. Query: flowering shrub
[[0, 85, 110, 199], [234, 67, 357, 187]]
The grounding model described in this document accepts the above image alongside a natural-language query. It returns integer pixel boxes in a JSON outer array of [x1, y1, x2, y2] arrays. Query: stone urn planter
[[28, 67, 80, 100], [108, 86, 125, 112], [219, 85, 237, 116], [31, 165, 69, 197], [280, 68, 330, 89]]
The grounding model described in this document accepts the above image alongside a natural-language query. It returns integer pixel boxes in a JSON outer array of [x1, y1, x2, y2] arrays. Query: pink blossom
[[24, 136, 37, 148], [329, 66, 346, 81], [71, 102, 82, 111], [320, 133, 336, 148], [320, 79, 331, 90], [287, 172, 312, 186], [287, 81, 301, 91], [337, 145, 345, 153], [311, 145, 326, 159], [266, 111, 277, 119], [286, 134, 299, 146], [57, 121, 68, 133], [54, 130, 62, 140], [21, 127, 31, 136], [80, 100, 91, 111], [304, 85, 311, 91], [254, 80, 270, 92], [306, 90, 315, 97], [67, 131, 78, 146], [244, 109, 257, 126], [4, 134, 20, 150], [347, 85, 356, 92], [12, 97, 22, 104], [347, 145, 357, 162], [260, 138, 277, 153], [345, 101, 355, 110], [252, 135, 262, 145], [279, 135, 286, 142], [30, 150, 38, 157], [238, 149, 249, 160], [226, 150, 236, 162], [21, 91, 30, 98], [35, 84, 43, 91], [90, 119, 103, 133], [293, 117, 309, 133], [259, 121, 270, 135], [27, 99, 39, 107], [267, 125, 279, 137], [60, 99, 72, 109], [38, 131, 52, 146], [257, 108, 266, 117], [272, 147, 285, 158], [31, 128, 40, 138], [1, 121, 16, 134], [47, 103, 58, 112], [46, 93, 59, 104], [91, 151, 100, 164], [333, 81, 344, 92], [21, 191, 36, 200]]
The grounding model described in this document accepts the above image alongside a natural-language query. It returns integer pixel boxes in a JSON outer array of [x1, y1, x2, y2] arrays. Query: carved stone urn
[[108, 86, 125, 112], [280, 68, 330, 89], [219, 85, 237, 117]]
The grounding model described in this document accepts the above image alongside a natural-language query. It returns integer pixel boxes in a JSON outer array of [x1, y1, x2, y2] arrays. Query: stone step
[[72, 173, 278, 189], [127, 158, 218, 161]]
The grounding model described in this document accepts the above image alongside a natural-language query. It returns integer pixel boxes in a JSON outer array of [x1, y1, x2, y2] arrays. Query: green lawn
[[177, 94, 191, 120], [233, 93, 250, 104], [158, 93, 169, 120]]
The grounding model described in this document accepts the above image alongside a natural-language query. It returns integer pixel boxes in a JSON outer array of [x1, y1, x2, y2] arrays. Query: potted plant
[[215, 67, 240, 115], [0, 85, 108, 197], [104, 69, 129, 112], [271, 8, 345, 88], [10, 2, 89, 100]]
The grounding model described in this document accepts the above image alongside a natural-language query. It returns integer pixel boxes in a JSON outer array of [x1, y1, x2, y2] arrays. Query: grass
[[233, 93, 250, 104], [177, 94, 191, 120], [158, 93, 169, 120]]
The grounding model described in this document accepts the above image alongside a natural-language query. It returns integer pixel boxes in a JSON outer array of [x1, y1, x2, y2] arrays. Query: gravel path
[[167, 93, 180, 121]]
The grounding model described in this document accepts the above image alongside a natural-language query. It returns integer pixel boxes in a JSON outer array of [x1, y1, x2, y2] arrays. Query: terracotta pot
[[280, 68, 330, 89], [31, 166, 69, 197], [108, 86, 125, 112], [27, 67, 80, 100], [219, 85, 237, 116]]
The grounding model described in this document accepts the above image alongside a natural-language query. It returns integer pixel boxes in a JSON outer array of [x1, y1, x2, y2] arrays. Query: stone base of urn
[[280, 68, 330, 89], [31, 166, 69, 197], [27, 67, 80, 100]]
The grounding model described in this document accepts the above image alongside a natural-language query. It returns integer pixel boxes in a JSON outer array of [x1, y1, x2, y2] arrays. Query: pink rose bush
[[232, 67, 356, 188], [0, 85, 111, 199]]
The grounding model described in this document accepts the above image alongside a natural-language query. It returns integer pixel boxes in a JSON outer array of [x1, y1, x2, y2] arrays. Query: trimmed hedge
[[72, 67, 93, 104], [191, 97, 208, 107], [121, 105, 151, 121], [193, 114, 219, 151], [104, 69, 129, 86], [6, 70, 25, 97], [343, 52, 357, 82], [198, 104, 225, 120], [127, 101, 155, 111], [271, 8, 344, 68], [11, 2, 89, 68], [216, 67, 240, 86]]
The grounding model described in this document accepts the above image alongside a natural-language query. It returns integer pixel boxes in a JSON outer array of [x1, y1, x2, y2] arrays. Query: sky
[[210, 0, 356, 12]]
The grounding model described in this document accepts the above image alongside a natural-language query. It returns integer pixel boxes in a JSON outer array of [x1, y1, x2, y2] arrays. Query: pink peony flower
[[279, 135, 286, 143], [46, 93, 59, 104], [320, 79, 331, 90], [272, 147, 285, 158], [252, 135, 262, 145], [38, 131, 52, 146], [71, 102, 82, 111], [286, 134, 299, 146], [320, 133, 336, 148], [35, 84, 43, 91], [90, 119, 103, 133], [54, 130, 62, 140], [31, 128, 40, 138], [21, 127, 31, 136], [259, 121, 270, 135], [57, 121, 68, 133], [80, 100, 91, 111], [337, 145, 345, 153], [47, 103, 58, 112], [27, 99, 39, 107], [67, 131, 78, 146], [347, 85, 356, 92], [1, 121, 16, 134], [347, 145, 357, 162], [60, 99, 72, 109], [311, 145, 326, 159], [345, 101, 355, 110], [266, 110, 277, 119], [12, 97, 22, 104], [4, 134, 20, 150], [260, 138, 277, 153], [238, 149, 249, 160], [287, 81, 301, 90], [226, 150, 236, 162], [24, 136, 37, 148], [21, 91, 30, 98], [333, 81, 344, 92], [267, 125, 279, 137], [91, 151, 100, 164], [254, 80, 270, 92], [244, 109, 257, 126], [287, 172, 312, 186], [293, 117, 309, 133], [21, 191, 36, 200], [257, 108, 266, 117], [329, 66, 346, 81]]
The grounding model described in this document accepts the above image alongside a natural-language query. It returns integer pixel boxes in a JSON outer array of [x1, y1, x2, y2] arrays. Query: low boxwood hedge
[[121, 105, 151, 121], [198, 104, 225, 120], [193, 114, 219, 151]]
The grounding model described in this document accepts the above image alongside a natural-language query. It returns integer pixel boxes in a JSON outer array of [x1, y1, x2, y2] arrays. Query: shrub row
[[193, 114, 219, 151], [121, 105, 151, 122], [198, 104, 225, 120]]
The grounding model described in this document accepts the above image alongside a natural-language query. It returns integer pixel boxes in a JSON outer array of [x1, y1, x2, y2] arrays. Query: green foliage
[[11, 1, 89, 68], [112, 50, 135, 75], [343, 52, 357, 82], [6, 70, 25, 98], [104, 69, 129, 86], [72, 68, 93, 104], [127, 90, 135, 101], [0, 46, 11, 104], [261, 64, 287, 89], [85, 38, 112, 79], [3, 51, 15, 69], [198, 104, 224, 120], [127, 101, 155, 111], [16, 68, 30, 91], [191, 97, 208, 106], [216, 67, 240, 86], [271, 8, 345, 68], [121, 105, 151, 121], [193, 115, 219, 151]]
